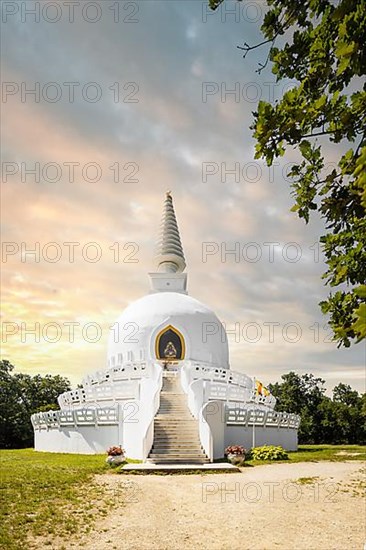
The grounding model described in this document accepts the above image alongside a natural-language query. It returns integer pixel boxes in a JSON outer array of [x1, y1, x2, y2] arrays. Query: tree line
[[269, 372, 366, 444], [0, 360, 70, 449]]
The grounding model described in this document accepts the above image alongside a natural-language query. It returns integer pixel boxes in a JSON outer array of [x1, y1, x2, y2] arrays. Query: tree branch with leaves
[[209, 0, 366, 347]]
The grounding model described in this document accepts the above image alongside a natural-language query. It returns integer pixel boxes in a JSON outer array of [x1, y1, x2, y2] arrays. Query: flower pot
[[106, 455, 125, 466], [227, 453, 245, 465]]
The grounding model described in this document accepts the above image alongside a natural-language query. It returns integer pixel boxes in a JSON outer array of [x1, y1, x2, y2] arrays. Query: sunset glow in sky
[[1, 0, 365, 393]]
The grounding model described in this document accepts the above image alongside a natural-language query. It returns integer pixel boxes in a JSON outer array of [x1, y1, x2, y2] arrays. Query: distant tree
[[269, 371, 366, 444], [269, 372, 326, 442], [333, 382, 359, 406], [209, 0, 366, 347], [0, 360, 71, 449]]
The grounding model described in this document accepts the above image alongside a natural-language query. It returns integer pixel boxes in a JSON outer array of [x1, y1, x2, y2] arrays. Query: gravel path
[[73, 461, 365, 550]]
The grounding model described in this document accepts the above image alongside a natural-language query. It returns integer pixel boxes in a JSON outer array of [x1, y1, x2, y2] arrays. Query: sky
[[1, 0, 365, 394]]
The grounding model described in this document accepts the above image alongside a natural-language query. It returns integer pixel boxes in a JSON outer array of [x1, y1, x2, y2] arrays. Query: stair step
[[153, 444, 202, 447], [153, 436, 201, 441], [156, 410, 190, 414], [152, 448, 204, 453], [156, 417, 193, 420], [149, 453, 208, 461], [159, 399, 187, 402], [159, 402, 188, 405], [156, 420, 194, 422], [160, 397, 186, 400], [154, 424, 198, 427], [160, 401, 188, 409], [154, 426, 198, 429], [154, 435, 200, 439], [155, 414, 192, 418], [154, 428, 199, 431], [154, 431, 199, 434], [147, 458, 210, 464], [154, 422, 198, 433], [151, 444, 203, 449], [154, 419, 196, 422], [159, 404, 186, 405], [159, 403, 192, 412], [154, 436, 201, 446], [160, 397, 186, 401], [158, 409, 189, 412], [159, 405, 188, 407], [157, 408, 189, 411], [157, 411, 191, 414], [153, 431, 199, 435], [152, 449, 204, 453], [154, 428, 199, 432], [157, 415, 193, 418]]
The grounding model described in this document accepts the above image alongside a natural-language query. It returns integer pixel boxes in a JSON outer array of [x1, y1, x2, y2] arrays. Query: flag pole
[[252, 377, 256, 449]]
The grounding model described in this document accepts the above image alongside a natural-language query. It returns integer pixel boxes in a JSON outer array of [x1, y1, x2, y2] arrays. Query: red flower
[[106, 446, 125, 456], [225, 445, 246, 456]]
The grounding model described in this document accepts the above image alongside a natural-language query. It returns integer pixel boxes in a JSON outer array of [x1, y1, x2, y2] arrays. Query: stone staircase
[[147, 370, 209, 464]]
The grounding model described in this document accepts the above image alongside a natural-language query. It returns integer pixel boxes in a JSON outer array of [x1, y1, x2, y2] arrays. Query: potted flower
[[106, 446, 126, 466], [225, 445, 246, 465]]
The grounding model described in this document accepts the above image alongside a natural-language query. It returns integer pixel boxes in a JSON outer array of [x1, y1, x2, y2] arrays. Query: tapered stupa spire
[[155, 191, 186, 273]]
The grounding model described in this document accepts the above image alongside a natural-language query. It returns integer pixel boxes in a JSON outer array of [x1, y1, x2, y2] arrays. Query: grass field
[[0, 449, 112, 549], [1, 445, 365, 548]]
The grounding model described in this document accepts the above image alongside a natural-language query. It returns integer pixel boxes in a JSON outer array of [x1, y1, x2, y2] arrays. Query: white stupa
[[32, 193, 300, 461]]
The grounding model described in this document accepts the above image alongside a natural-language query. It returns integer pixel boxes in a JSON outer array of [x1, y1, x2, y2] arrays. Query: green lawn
[[0, 449, 111, 549], [1, 446, 365, 548]]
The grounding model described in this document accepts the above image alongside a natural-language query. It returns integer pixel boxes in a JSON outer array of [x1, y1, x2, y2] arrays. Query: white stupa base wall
[[34, 425, 121, 455], [34, 422, 148, 460], [34, 417, 298, 458], [225, 425, 298, 453]]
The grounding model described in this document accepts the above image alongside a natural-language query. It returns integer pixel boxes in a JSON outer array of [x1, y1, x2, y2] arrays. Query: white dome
[[108, 292, 229, 369]]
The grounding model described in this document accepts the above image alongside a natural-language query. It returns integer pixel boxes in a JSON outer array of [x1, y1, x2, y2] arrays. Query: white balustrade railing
[[82, 361, 151, 386], [225, 405, 300, 429], [203, 381, 253, 403], [142, 366, 163, 460], [252, 392, 277, 408], [187, 379, 203, 418], [31, 406, 120, 430], [199, 402, 214, 461], [182, 361, 276, 406], [58, 379, 140, 408], [181, 361, 254, 393]]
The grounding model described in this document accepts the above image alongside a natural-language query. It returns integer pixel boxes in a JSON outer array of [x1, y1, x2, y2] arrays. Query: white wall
[[224, 425, 298, 452], [34, 425, 120, 454]]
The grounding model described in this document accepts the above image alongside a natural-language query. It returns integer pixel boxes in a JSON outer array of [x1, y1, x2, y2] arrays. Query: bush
[[249, 445, 289, 461]]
